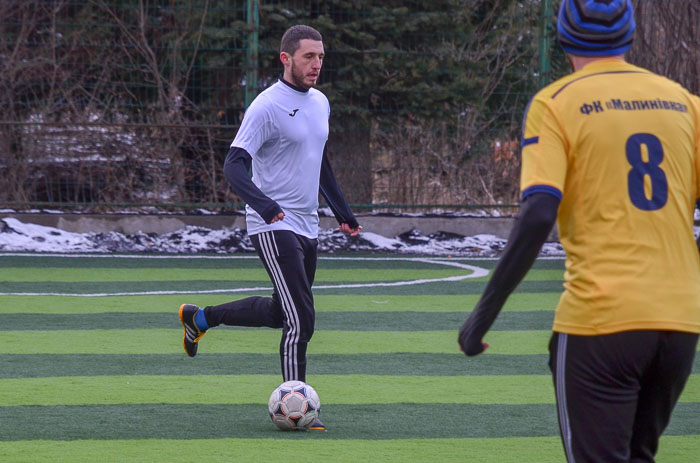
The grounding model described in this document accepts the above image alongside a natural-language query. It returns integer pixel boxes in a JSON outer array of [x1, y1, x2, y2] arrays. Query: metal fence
[[1, 0, 697, 213]]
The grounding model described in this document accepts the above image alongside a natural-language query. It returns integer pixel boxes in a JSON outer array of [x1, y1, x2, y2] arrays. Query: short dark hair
[[280, 25, 322, 55]]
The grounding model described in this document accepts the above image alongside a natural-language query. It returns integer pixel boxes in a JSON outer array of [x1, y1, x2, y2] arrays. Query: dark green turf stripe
[[0, 403, 696, 440], [1, 311, 554, 331], [0, 353, 557, 378], [0, 403, 559, 440], [4, 353, 699, 379], [0, 293, 561, 314], [0, 279, 564, 295]]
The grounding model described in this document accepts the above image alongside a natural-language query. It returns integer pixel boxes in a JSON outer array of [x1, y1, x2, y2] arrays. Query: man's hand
[[458, 319, 490, 356], [269, 211, 285, 224], [339, 223, 362, 236]]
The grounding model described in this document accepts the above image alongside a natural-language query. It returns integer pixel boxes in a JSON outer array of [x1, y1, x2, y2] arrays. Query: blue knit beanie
[[558, 0, 635, 56]]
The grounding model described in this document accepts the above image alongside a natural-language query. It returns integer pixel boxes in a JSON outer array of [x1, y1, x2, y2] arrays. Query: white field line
[[0, 255, 490, 297]]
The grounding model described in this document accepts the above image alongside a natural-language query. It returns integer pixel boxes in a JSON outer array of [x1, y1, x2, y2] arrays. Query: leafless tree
[[630, 0, 699, 94], [1, 1, 696, 210]]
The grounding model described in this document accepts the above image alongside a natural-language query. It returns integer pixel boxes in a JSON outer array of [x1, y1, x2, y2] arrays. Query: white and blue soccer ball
[[268, 380, 321, 431]]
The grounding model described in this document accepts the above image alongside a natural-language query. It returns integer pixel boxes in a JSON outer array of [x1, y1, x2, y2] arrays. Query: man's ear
[[280, 52, 290, 66]]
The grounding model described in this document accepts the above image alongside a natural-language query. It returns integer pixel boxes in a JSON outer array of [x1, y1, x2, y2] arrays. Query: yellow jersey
[[521, 58, 700, 335]]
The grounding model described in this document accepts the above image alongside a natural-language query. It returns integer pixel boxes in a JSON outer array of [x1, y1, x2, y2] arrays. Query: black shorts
[[548, 330, 698, 463]]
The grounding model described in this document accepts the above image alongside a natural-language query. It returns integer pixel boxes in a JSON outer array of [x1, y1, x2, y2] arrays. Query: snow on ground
[[0, 217, 566, 257]]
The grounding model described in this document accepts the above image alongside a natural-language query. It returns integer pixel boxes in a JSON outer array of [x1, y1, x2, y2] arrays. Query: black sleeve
[[458, 192, 560, 355], [319, 146, 359, 229], [223, 146, 282, 224]]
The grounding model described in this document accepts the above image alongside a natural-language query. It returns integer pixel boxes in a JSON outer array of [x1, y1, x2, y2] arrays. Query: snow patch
[[0, 217, 565, 257]]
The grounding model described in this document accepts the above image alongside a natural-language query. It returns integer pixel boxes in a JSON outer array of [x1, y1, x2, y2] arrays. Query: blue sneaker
[[179, 304, 207, 357], [309, 418, 326, 431]]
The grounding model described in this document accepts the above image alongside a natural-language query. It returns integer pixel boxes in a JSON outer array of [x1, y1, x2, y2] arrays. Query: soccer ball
[[268, 380, 321, 431]]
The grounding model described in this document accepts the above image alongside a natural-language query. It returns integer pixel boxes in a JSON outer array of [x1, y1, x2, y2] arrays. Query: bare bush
[[0, 0, 218, 207], [371, 115, 520, 211], [1, 1, 696, 211]]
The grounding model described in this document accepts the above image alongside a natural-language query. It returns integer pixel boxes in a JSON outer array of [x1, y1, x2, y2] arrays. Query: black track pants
[[203, 230, 318, 382], [548, 330, 698, 463]]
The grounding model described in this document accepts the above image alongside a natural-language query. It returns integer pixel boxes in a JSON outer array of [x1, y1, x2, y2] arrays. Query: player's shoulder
[[629, 66, 700, 116], [244, 82, 282, 115], [521, 71, 590, 136], [522, 79, 566, 125], [252, 81, 282, 104], [309, 87, 329, 103], [308, 87, 330, 115], [532, 70, 593, 106], [692, 93, 700, 115], [662, 79, 700, 114], [308, 86, 327, 97]]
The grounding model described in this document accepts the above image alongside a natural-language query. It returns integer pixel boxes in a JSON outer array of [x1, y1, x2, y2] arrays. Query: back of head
[[280, 25, 323, 56], [558, 0, 635, 56]]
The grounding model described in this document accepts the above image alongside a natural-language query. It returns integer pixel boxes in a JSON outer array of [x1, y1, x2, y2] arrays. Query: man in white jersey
[[178, 25, 361, 431]]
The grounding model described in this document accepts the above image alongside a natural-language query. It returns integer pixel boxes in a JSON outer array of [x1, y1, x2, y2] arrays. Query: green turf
[[0, 353, 558, 377], [0, 403, 562, 440], [0, 266, 479, 283], [1, 310, 554, 331], [2, 254, 697, 461], [0, 329, 552, 355], [0, 279, 566, 295], [2, 403, 699, 441], [316, 292, 562, 312], [4, 353, 700, 380], [0, 254, 537, 270], [3, 435, 698, 463], [2, 436, 697, 463], [0, 374, 560, 406], [0, 292, 562, 313], [0, 437, 568, 463], [4, 374, 698, 407], [0, 255, 266, 269]]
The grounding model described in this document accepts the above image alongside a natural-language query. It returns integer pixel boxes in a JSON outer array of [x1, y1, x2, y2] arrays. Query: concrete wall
[[0, 213, 245, 236], [0, 212, 559, 241]]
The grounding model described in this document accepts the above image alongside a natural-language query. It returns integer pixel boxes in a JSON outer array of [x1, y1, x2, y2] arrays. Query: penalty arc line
[[0, 256, 490, 297]]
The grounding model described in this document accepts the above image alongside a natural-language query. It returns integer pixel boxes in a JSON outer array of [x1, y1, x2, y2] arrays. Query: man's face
[[282, 39, 324, 90]]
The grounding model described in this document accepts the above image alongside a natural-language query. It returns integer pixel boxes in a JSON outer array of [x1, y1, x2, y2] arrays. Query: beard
[[289, 61, 315, 90]]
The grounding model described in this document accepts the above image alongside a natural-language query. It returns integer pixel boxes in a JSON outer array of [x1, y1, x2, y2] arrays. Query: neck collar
[[279, 76, 310, 93]]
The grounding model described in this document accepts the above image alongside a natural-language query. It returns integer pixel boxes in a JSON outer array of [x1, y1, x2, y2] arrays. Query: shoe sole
[[309, 420, 326, 431], [179, 304, 205, 357]]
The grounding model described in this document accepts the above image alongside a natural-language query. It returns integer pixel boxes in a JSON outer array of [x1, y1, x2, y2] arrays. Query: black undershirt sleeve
[[223, 146, 282, 224], [319, 146, 359, 229], [459, 192, 560, 355]]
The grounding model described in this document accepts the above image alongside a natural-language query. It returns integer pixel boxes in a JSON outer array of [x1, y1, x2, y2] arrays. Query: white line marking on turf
[[0, 255, 490, 297]]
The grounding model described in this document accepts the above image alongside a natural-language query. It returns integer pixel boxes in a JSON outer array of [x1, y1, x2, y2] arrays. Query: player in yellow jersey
[[458, 1, 700, 461]]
